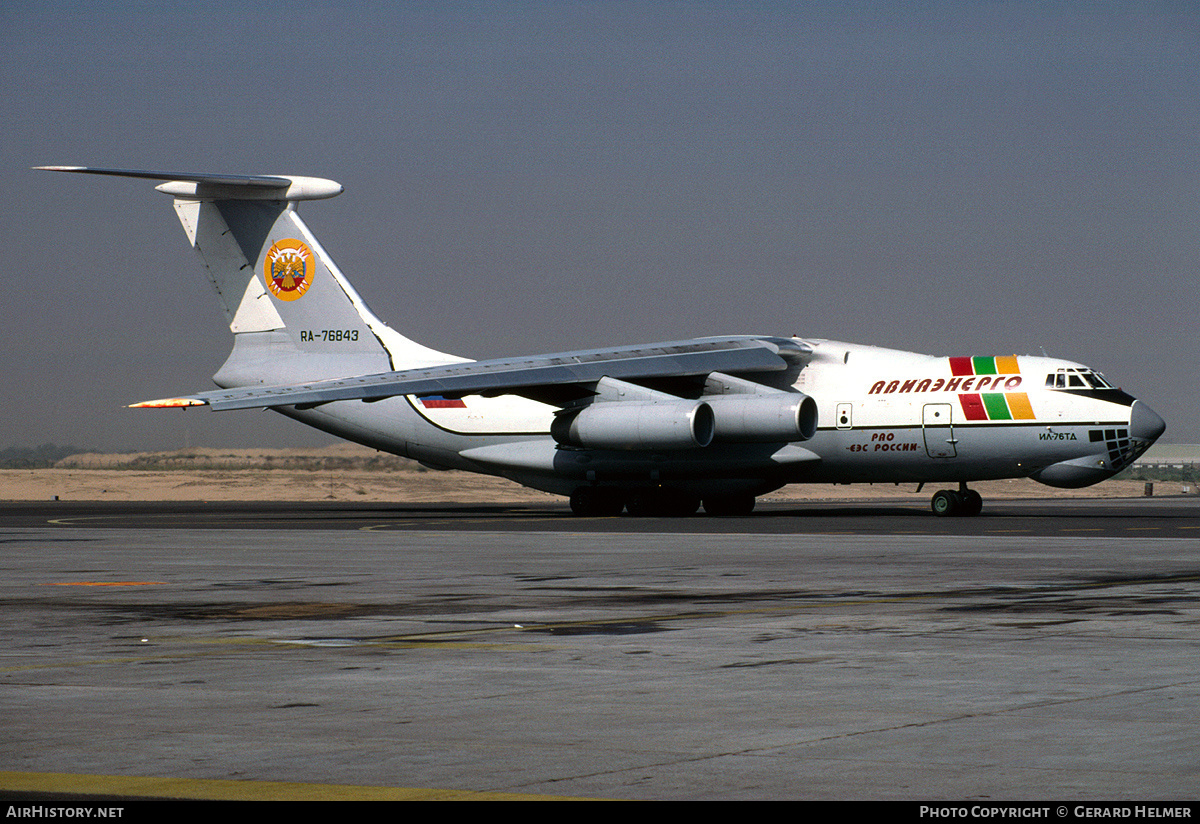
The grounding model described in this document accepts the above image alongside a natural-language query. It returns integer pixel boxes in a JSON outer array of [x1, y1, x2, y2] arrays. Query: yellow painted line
[[0, 639, 539, 673], [0, 650, 238, 674], [269, 640, 542, 652], [0, 770, 592, 801], [46, 581, 166, 587]]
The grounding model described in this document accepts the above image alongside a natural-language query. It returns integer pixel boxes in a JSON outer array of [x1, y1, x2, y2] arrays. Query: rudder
[[39, 166, 463, 389], [175, 197, 396, 386]]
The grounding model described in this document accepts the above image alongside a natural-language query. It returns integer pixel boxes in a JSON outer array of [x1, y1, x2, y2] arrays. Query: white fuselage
[[279, 338, 1156, 498]]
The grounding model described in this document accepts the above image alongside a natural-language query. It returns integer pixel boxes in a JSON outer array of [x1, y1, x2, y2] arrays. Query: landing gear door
[[923, 403, 956, 458]]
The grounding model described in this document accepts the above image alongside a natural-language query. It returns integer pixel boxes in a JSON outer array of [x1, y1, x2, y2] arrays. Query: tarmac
[[1, 497, 1198, 800]]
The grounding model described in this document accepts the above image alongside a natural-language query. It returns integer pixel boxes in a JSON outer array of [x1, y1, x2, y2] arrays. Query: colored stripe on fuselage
[[959, 392, 1036, 421], [949, 355, 1021, 377]]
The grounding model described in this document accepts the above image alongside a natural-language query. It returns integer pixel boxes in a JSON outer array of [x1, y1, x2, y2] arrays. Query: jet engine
[[706, 393, 818, 443], [551, 400, 715, 450]]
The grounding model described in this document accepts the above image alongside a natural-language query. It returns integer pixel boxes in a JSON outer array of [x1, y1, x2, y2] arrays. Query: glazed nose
[[1130, 401, 1166, 443]]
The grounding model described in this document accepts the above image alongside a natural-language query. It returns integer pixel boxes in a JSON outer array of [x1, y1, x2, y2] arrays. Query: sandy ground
[[0, 445, 1175, 503]]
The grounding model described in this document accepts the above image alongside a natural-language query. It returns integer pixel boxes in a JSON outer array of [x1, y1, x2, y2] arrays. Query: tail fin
[[38, 167, 463, 388]]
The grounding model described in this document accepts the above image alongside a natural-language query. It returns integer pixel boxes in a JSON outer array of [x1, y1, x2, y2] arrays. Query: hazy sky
[[3, 1, 1197, 450]]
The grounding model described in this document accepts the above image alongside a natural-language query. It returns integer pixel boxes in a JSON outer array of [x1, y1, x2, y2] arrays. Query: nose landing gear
[[931, 484, 983, 517]]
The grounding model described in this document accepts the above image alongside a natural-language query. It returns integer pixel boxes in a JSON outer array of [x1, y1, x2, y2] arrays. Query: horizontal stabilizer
[[35, 166, 343, 201]]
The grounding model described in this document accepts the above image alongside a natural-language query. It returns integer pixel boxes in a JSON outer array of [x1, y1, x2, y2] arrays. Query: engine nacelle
[[551, 400, 715, 451], [705, 392, 818, 443]]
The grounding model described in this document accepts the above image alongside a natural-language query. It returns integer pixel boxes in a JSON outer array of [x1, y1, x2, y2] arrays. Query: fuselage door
[[922, 403, 956, 458]]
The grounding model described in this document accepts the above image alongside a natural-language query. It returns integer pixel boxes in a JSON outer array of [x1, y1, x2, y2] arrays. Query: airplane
[[38, 166, 1166, 517]]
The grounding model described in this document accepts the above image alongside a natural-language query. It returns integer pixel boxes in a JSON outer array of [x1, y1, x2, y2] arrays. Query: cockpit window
[[1045, 367, 1113, 390]]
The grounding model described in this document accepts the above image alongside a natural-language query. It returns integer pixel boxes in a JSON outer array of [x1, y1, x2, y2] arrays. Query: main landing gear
[[568, 487, 625, 517], [930, 483, 983, 517], [700, 493, 756, 517], [568, 488, 757, 517]]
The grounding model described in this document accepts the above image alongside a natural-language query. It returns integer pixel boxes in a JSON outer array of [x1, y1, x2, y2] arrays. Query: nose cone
[[1131, 401, 1166, 444]]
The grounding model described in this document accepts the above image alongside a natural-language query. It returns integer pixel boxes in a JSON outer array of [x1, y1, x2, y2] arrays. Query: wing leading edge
[[132, 336, 810, 411]]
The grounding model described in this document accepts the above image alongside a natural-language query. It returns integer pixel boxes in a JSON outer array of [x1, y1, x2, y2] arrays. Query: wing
[[132, 336, 811, 411]]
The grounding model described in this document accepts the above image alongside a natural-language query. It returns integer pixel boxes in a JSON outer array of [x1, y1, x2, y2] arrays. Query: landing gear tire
[[931, 488, 983, 517], [702, 494, 756, 517], [665, 493, 702, 517], [625, 490, 701, 517], [569, 488, 625, 517], [931, 489, 962, 517], [961, 489, 983, 516]]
